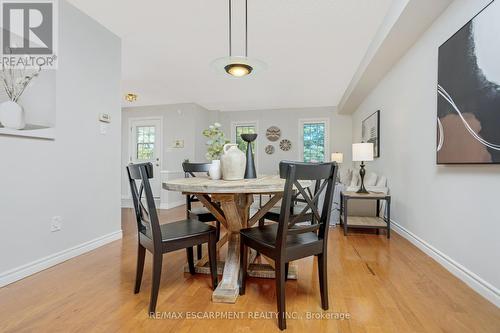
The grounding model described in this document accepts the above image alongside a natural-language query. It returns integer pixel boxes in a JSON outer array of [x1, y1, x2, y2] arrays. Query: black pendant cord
[[228, 0, 249, 58], [228, 0, 232, 57]]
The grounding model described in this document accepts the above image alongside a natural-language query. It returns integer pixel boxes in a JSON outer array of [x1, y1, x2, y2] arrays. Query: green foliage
[[303, 123, 325, 162], [202, 122, 229, 161]]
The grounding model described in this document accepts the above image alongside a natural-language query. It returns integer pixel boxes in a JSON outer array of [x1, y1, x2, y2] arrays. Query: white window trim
[[231, 120, 259, 169], [298, 118, 330, 162]]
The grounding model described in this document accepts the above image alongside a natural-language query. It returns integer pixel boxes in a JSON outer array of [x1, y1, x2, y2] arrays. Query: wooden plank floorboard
[[0, 206, 498, 332]]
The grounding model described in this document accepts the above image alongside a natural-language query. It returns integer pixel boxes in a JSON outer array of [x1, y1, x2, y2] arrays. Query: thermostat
[[99, 113, 111, 123]]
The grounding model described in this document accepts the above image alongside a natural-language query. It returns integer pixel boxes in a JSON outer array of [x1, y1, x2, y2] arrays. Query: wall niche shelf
[[0, 124, 55, 140]]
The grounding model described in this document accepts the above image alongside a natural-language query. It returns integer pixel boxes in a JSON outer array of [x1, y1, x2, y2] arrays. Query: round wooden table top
[[163, 175, 311, 194]]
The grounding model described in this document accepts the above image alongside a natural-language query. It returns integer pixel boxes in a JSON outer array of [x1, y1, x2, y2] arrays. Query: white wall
[[218, 106, 352, 175], [0, 1, 122, 285], [351, 0, 500, 306], [121, 103, 217, 206]]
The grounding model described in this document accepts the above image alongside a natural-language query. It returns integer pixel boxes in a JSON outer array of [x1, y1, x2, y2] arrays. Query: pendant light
[[225, 0, 251, 77], [211, 0, 266, 78]]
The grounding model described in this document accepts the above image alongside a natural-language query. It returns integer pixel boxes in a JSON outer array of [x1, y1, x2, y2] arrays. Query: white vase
[[208, 160, 222, 180], [0, 101, 25, 130], [220, 144, 246, 180]]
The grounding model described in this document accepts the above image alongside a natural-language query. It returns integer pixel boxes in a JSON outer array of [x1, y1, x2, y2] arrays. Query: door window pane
[[136, 126, 155, 160], [303, 123, 325, 162], [235, 125, 256, 153]]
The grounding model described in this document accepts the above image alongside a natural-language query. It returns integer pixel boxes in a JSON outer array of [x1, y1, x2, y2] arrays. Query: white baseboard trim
[[0, 230, 123, 288], [391, 220, 500, 308], [121, 197, 133, 208], [159, 200, 185, 210], [121, 196, 160, 208]]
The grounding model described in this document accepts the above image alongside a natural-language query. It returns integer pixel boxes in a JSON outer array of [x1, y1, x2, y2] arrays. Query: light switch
[[100, 123, 108, 134], [173, 139, 184, 148]]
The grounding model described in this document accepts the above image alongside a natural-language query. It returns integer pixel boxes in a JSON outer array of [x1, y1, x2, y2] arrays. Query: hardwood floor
[[0, 207, 499, 332]]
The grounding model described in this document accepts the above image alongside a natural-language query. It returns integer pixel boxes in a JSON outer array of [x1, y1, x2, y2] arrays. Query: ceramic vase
[[0, 101, 25, 130], [220, 143, 246, 180], [208, 160, 222, 180]]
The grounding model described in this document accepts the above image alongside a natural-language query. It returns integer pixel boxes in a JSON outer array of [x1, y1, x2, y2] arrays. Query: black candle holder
[[241, 133, 257, 179]]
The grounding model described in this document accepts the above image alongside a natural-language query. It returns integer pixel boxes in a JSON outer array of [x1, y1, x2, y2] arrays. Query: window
[[300, 119, 329, 162], [235, 125, 256, 153], [136, 126, 155, 160]]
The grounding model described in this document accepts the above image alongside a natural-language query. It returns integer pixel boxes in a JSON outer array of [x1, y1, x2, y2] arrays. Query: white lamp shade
[[331, 152, 343, 163], [352, 143, 374, 162]]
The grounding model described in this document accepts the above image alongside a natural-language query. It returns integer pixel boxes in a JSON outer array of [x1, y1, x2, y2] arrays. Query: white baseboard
[[121, 196, 160, 208], [0, 230, 123, 288], [391, 220, 499, 308], [159, 200, 185, 210]]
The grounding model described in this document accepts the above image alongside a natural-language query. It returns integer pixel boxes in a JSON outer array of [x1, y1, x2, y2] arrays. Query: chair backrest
[[276, 161, 338, 251], [126, 162, 162, 249], [182, 162, 211, 210], [182, 162, 211, 178]]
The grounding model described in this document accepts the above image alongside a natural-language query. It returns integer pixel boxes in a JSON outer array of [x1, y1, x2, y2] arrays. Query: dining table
[[163, 175, 310, 303]]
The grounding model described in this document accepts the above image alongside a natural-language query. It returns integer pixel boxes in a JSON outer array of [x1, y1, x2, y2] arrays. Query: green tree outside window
[[303, 123, 325, 162]]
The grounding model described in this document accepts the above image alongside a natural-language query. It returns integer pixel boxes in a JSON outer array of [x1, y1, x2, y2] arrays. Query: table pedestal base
[[188, 192, 296, 303], [184, 260, 298, 280]]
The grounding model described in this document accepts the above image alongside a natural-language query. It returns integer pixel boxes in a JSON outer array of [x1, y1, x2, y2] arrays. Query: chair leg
[[239, 242, 248, 295], [256, 219, 264, 257], [208, 233, 218, 290], [215, 221, 221, 241], [149, 253, 163, 314], [318, 252, 329, 310], [186, 247, 195, 275], [276, 260, 287, 330], [284, 263, 289, 281], [134, 244, 146, 294], [197, 244, 202, 260]]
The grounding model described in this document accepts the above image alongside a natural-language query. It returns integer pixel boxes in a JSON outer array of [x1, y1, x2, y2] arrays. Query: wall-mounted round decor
[[266, 126, 281, 142], [265, 145, 275, 155], [279, 139, 292, 151]]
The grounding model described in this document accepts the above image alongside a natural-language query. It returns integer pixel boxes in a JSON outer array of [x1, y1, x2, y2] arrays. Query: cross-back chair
[[127, 162, 218, 314], [182, 162, 221, 259], [239, 161, 338, 330]]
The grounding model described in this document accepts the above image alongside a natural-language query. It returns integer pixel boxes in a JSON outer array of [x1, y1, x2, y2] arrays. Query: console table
[[340, 191, 391, 238]]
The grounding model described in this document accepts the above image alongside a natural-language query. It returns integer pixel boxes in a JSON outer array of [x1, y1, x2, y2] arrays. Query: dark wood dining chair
[[127, 162, 218, 314], [258, 181, 321, 226], [182, 162, 221, 259], [240, 161, 338, 330]]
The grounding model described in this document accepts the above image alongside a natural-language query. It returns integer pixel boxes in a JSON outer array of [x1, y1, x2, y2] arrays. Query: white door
[[129, 118, 162, 198]]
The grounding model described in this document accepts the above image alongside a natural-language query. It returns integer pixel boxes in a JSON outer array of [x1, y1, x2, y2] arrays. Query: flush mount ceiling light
[[125, 93, 137, 102], [211, 0, 266, 78]]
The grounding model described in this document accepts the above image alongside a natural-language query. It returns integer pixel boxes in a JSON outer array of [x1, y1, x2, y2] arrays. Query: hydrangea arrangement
[[202, 122, 229, 161]]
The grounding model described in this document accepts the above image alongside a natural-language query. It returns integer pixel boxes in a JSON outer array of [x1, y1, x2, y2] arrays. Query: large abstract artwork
[[437, 0, 500, 164]]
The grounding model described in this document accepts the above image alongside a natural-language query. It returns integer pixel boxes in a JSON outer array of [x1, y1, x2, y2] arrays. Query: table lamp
[[331, 152, 343, 164], [352, 143, 374, 194]]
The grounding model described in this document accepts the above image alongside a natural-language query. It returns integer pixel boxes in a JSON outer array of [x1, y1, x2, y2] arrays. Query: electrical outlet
[[51, 216, 62, 232]]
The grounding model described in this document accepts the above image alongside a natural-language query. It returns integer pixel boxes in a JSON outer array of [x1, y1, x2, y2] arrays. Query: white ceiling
[[67, 0, 394, 111]]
